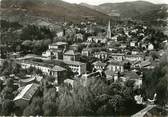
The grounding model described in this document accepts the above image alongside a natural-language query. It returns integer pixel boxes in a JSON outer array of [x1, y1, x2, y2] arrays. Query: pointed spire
[[107, 20, 111, 39]]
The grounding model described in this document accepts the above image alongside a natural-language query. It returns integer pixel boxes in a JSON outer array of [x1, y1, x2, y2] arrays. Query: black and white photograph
[[0, 0, 168, 116]]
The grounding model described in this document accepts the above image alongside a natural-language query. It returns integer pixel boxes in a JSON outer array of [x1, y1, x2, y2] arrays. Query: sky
[[63, 0, 168, 5]]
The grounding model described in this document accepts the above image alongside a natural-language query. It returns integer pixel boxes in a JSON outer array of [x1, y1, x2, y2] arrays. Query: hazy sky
[[63, 0, 168, 5]]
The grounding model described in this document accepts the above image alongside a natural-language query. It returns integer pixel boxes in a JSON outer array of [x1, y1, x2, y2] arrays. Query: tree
[[1, 86, 14, 100], [142, 53, 168, 106], [0, 99, 14, 116], [0, 60, 10, 76], [23, 97, 43, 116], [43, 102, 57, 116], [43, 88, 58, 102], [156, 75, 168, 106], [57, 85, 94, 116], [0, 80, 3, 92], [6, 78, 14, 88]]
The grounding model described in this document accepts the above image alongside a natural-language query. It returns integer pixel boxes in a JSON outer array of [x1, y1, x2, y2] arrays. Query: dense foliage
[[19, 78, 143, 116], [1, 20, 54, 56], [142, 54, 168, 106]]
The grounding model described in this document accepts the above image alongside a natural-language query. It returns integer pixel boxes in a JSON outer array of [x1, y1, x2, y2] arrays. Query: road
[[131, 105, 156, 117]]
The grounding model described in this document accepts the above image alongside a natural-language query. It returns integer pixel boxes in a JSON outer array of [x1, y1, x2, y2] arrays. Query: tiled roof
[[110, 53, 125, 56], [63, 60, 85, 66], [124, 71, 140, 80], [140, 60, 151, 67], [21, 60, 55, 68], [108, 61, 124, 66], [14, 83, 39, 101], [95, 51, 108, 54], [52, 65, 66, 71], [64, 50, 80, 55], [93, 61, 106, 67], [51, 42, 67, 46], [20, 77, 36, 83]]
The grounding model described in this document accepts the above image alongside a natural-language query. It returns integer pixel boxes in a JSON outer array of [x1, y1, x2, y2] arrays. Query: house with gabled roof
[[123, 71, 142, 89], [19, 60, 67, 84], [107, 60, 124, 73], [14, 83, 40, 109], [94, 51, 108, 60], [92, 61, 107, 71], [63, 50, 80, 61]]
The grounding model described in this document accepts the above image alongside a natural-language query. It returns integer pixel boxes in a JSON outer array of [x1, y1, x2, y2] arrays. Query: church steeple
[[107, 20, 111, 39]]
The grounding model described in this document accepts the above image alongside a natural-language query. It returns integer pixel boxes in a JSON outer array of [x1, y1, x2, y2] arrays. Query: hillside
[[0, 0, 110, 24], [80, 1, 168, 24]]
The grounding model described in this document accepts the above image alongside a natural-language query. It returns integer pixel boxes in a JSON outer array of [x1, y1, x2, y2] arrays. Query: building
[[87, 36, 95, 43], [56, 29, 65, 37], [87, 36, 105, 43], [69, 43, 80, 51], [75, 33, 84, 41], [49, 42, 68, 50], [63, 50, 80, 61], [110, 53, 125, 61], [14, 83, 40, 109], [107, 61, 124, 73], [42, 49, 63, 60], [94, 51, 108, 60], [148, 43, 154, 51], [63, 60, 86, 76], [19, 75, 43, 87], [111, 35, 118, 42], [42, 42, 68, 59], [19, 60, 66, 84], [51, 65, 67, 84], [105, 70, 119, 83], [125, 54, 144, 62], [82, 48, 93, 56], [0, 58, 4, 66], [92, 61, 106, 71], [130, 41, 137, 47], [106, 20, 112, 39], [42, 50, 51, 58]]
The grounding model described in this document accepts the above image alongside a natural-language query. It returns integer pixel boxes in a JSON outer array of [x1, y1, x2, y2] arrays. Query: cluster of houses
[[1, 20, 168, 113]]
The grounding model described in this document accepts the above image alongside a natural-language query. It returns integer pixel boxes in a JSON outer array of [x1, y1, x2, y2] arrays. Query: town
[[0, 0, 168, 116]]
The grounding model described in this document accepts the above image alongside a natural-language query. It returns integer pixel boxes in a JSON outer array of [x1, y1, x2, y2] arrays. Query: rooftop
[[108, 60, 124, 66], [50, 42, 68, 46], [62, 60, 86, 66], [14, 83, 39, 101], [20, 60, 55, 68], [64, 50, 80, 55], [124, 71, 140, 80], [140, 60, 151, 67], [95, 51, 108, 54], [93, 61, 106, 67], [52, 65, 66, 72], [110, 53, 125, 56]]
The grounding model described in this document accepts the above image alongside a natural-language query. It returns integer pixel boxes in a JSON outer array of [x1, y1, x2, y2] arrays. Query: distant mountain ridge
[[1, 0, 168, 25], [80, 1, 168, 22], [1, 0, 110, 24]]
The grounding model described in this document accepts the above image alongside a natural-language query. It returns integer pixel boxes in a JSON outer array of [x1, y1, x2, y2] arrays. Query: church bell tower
[[106, 20, 112, 39]]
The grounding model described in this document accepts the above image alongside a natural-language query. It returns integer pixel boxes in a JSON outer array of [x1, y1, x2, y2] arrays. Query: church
[[106, 20, 112, 39]]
